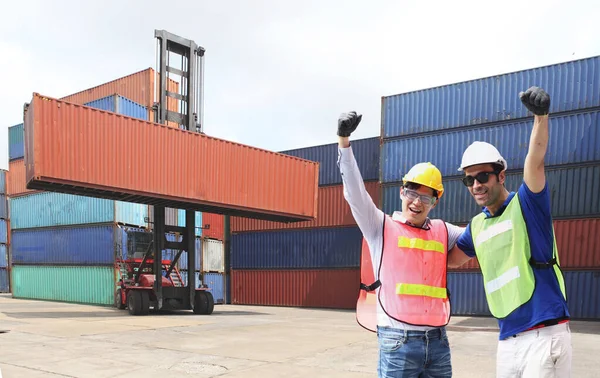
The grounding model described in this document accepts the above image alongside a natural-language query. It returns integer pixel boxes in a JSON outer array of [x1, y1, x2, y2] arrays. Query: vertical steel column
[[153, 205, 165, 309], [186, 209, 196, 308]]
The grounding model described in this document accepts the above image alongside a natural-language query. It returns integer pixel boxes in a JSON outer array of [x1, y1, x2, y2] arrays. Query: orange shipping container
[[202, 213, 225, 240], [59, 67, 179, 127], [7, 159, 41, 197], [231, 269, 360, 309], [24, 93, 319, 223], [231, 181, 381, 232]]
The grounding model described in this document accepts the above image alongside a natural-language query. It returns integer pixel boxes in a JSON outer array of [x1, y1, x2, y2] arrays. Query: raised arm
[[337, 112, 384, 243], [520, 86, 551, 194]]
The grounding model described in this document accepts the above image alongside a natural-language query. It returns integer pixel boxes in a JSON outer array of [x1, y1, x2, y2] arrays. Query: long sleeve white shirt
[[338, 144, 464, 331]]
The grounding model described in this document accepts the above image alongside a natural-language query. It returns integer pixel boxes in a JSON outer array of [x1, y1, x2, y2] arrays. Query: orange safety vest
[[356, 216, 451, 332]]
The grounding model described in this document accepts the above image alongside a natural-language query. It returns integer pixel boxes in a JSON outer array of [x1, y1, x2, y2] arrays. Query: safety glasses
[[402, 188, 437, 205], [461, 171, 497, 187]]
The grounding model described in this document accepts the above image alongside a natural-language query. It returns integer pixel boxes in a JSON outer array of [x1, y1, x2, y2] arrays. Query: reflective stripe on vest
[[470, 193, 566, 319], [376, 216, 450, 327]]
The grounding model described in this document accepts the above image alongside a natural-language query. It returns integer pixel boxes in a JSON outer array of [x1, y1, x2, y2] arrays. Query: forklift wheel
[[127, 290, 150, 315], [115, 289, 126, 310], [193, 291, 215, 315]]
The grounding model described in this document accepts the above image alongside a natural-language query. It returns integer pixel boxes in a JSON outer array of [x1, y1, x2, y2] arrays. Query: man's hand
[[337, 111, 362, 137], [519, 86, 550, 116]]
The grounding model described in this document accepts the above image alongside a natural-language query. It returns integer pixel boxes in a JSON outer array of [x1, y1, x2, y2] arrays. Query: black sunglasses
[[461, 171, 498, 187]]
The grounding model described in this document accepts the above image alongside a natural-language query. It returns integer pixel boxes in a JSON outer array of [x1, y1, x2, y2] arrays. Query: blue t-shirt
[[456, 181, 570, 340]]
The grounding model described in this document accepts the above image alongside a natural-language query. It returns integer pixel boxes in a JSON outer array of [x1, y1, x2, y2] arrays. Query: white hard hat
[[458, 141, 508, 171]]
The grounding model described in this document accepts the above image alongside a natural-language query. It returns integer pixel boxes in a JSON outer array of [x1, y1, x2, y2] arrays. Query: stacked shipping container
[[230, 137, 381, 309], [380, 55, 600, 319], [0, 169, 9, 293], [6, 94, 154, 305]]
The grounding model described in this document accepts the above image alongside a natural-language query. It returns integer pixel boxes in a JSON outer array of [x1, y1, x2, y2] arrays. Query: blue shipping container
[[231, 226, 363, 269], [11, 224, 139, 265], [447, 271, 600, 320], [84, 94, 149, 121], [177, 209, 203, 237], [0, 268, 8, 293], [0, 244, 7, 267], [383, 165, 600, 224], [8, 123, 24, 161], [180, 271, 201, 288], [0, 170, 6, 194], [381, 110, 600, 182], [203, 272, 225, 304], [0, 195, 7, 219], [382, 55, 600, 138], [0, 219, 7, 244], [226, 273, 231, 304], [9, 192, 148, 229], [281, 137, 380, 186]]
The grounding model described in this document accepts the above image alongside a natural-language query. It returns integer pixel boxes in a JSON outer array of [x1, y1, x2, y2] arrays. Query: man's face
[[462, 163, 505, 207], [400, 185, 437, 226]]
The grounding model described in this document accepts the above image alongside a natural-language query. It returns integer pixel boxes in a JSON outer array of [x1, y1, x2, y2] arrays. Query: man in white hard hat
[[337, 111, 467, 378], [450, 86, 572, 377]]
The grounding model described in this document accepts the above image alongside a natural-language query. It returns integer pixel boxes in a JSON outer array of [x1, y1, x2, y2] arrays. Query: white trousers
[[496, 322, 572, 378]]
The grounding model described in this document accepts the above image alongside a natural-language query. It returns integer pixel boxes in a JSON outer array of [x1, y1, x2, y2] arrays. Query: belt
[[511, 317, 570, 338]]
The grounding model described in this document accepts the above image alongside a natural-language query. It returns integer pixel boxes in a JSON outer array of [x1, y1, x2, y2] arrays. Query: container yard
[[1, 10, 600, 377]]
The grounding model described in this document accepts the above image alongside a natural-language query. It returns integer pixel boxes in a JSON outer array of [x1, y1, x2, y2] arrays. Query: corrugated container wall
[[0, 244, 7, 267], [203, 272, 225, 304], [446, 271, 600, 319], [202, 213, 224, 240], [202, 239, 224, 272], [6, 159, 39, 197], [382, 55, 600, 138], [9, 192, 147, 229], [281, 137, 380, 186], [24, 94, 319, 223], [231, 269, 360, 309], [381, 110, 600, 182], [0, 219, 7, 243], [383, 165, 600, 224], [8, 123, 24, 160], [232, 182, 380, 233], [0, 169, 5, 194], [84, 94, 148, 121], [0, 195, 7, 220], [175, 209, 203, 236], [59, 67, 180, 126], [11, 224, 134, 265], [0, 268, 8, 293], [231, 226, 363, 269], [11, 265, 114, 305]]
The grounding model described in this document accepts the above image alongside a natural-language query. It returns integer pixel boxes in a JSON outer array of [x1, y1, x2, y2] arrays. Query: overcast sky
[[1, 0, 599, 171]]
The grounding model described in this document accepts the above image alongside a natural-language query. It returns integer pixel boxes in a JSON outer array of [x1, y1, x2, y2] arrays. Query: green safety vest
[[470, 193, 566, 319]]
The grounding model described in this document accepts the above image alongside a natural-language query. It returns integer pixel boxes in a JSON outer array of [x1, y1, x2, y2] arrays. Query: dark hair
[[492, 163, 505, 174], [403, 182, 439, 199]]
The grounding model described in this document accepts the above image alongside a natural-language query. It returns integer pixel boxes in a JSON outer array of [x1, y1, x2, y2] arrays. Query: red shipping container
[[448, 218, 600, 271], [202, 213, 224, 240], [24, 94, 319, 223], [6, 159, 41, 198], [231, 269, 360, 309], [231, 181, 381, 232], [59, 68, 180, 127]]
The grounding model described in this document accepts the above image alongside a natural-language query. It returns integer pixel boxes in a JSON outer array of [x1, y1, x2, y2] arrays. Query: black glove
[[519, 86, 550, 116], [337, 111, 362, 137]]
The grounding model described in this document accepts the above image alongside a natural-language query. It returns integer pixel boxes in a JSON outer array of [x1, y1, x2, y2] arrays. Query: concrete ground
[[0, 294, 599, 377]]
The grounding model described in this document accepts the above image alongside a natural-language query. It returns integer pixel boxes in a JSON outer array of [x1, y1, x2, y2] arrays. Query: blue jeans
[[377, 326, 452, 378]]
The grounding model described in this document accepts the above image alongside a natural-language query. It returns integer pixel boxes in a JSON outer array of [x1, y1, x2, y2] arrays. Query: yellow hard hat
[[402, 162, 444, 199]]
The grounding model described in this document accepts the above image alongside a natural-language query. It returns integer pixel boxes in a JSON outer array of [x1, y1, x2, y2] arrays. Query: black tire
[[140, 290, 150, 315], [115, 289, 126, 310], [127, 290, 142, 316], [193, 291, 215, 315]]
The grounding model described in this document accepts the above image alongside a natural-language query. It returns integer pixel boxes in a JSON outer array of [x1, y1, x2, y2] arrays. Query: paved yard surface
[[0, 294, 599, 377]]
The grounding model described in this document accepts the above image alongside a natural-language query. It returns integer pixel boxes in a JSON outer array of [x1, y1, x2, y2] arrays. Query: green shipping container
[[11, 265, 115, 305], [9, 192, 148, 229]]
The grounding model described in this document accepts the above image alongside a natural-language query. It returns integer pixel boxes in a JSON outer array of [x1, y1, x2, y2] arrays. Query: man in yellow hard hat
[[337, 111, 467, 378]]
